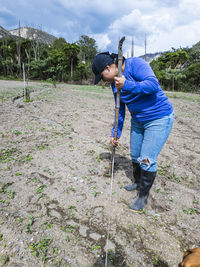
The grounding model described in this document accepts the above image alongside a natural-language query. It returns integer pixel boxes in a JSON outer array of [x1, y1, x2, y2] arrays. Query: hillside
[[192, 40, 200, 51], [0, 26, 17, 39], [8, 27, 57, 45], [139, 52, 162, 62]]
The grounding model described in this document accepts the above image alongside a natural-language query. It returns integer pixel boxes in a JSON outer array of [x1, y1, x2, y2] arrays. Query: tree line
[[150, 45, 200, 93], [0, 35, 98, 83], [0, 33, 199, 92]]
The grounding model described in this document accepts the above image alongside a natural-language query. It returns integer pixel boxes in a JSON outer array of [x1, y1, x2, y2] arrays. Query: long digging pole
[[112, 36, 125, 162], [105, 36, 125, 267]]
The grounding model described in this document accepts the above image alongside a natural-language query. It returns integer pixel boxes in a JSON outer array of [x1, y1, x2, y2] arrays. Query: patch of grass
[[65, 234, 70, 242], [166, 91, 200, 103], [157, 162, 171, 176], [108, 249, 115, 260], [69, 145, 74, 151], [16, 217, 24, 224], [37, 143, 49, 150], [66, 224, 77, 233], [0, 132, 9, 138], [12, 129, 22, 136], [0, 148, 18, 163], [35, 184, 47, 198], [194, 199, 200, 205], [8, 188, 15, 199], [183, 208, 197, 215], [22, 154, 33, 163], [169, 172, 181, 183], [1, 254, 9, 265], [67, 206, 77, 215], [153, 255, 169, 266], [82, 176, 92, 181], [29, 237, 52, 262], [0, 182, 13, 194], [35, 184, 47, 194], [73, 84, 110, 94], [93, 191, 101, 197], [96, 155, 101, 162], [25, 215, 35, 233], [152, 216, 158, 221], [26, 177, 39, 184], [91, 245, 101, 250], [15, 171, 22, 176], [68, 187, 76, 192], [155, 188, 161, 193], [86, 150, 95, 156], [88, 168, 97, 175]]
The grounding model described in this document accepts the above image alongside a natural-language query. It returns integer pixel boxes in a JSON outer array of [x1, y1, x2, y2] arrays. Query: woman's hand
[[114, 75, 125, 90], [110, 137, 119, 147]]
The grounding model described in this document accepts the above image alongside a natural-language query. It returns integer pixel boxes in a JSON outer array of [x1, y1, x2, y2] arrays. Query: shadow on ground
[[93, 249, 129, 267], [99, 152, 133, 180]]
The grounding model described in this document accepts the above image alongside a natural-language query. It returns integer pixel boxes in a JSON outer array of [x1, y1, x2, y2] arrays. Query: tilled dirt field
[[0, 80, 200, 267]]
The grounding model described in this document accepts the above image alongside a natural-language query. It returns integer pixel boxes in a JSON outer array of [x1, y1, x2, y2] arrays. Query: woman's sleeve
[[122, 58, 160, 95]]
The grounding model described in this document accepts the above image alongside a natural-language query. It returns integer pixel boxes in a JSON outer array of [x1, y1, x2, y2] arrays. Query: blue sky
[[0, 0, 200, 56]]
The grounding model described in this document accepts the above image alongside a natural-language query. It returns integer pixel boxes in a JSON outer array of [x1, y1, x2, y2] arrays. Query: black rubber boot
[[124, 162, 141, 191], [130, 169, 156, 212]]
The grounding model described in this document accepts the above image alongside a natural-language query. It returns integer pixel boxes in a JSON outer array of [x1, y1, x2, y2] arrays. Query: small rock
[[13, 246, 20, 253], [79, 225, 88, 237], [89, 232, 102, 241]]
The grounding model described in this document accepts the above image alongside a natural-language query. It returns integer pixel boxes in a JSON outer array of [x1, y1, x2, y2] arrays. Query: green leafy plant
[[29, 238, 52, 262], [183, 208, 197, 215]]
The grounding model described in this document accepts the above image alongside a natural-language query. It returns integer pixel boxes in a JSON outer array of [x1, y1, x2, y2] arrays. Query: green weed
[[35, 184, 47, 194], [0, 233, 3, 241], [1, 254, 9, 265], [96, 155, 101, 162], [15, 171, 22, 176], [0, 182, 13, 194], [25, 215, 34, 233], [8, 188, 15, 199], [93, 191, 101, 197], [12, 130, 22, 136], [67, 206, 77, 214], [91, 245, 101, 250], [29, 237, 52, 262], [0, 148, 18, 163], [183, 208, 197, 215], [22, 154, 33, 162]]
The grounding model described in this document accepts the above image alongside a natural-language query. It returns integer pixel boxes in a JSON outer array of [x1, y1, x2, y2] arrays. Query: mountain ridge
[[0, 25, 57, 44]]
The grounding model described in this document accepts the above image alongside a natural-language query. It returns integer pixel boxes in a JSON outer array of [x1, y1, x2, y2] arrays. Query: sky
[[0, 0, 200, 56]]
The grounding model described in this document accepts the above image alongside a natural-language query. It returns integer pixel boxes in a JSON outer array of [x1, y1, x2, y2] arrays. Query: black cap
[[92, 52, 114, 84]]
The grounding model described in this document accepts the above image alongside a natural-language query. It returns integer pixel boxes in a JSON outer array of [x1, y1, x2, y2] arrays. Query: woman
[[92, 52, 174, 212]]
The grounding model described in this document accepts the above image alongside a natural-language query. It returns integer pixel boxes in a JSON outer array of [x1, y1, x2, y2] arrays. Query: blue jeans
[[130, 112, 175, 172]]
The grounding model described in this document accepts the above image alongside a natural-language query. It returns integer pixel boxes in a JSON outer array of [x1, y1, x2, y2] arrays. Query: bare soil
[[0, 80, 200, 267]]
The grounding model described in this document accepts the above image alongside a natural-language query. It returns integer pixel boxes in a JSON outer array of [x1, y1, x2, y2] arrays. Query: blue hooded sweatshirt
[[111, 57, 173, 138]]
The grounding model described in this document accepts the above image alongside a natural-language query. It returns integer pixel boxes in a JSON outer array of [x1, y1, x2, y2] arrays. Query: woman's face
[[101, 64, 117, 83]]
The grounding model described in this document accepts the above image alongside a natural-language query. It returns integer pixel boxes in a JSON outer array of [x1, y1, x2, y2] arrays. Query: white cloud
[[147, 19, 200, 53], [0, 0, 200, 55], [103, 0, 200, 55], [91, 33, 111, 51]]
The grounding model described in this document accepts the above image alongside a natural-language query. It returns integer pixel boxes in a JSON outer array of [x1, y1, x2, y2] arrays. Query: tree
[[63, 43, 80, 78], [183, 62, 200, 92], [77, 35, 98, 80], [52, 38, 67, 50], [77, 35, 98, 62], [150, 48, 190, 91], [16, 21, 22, 76]]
